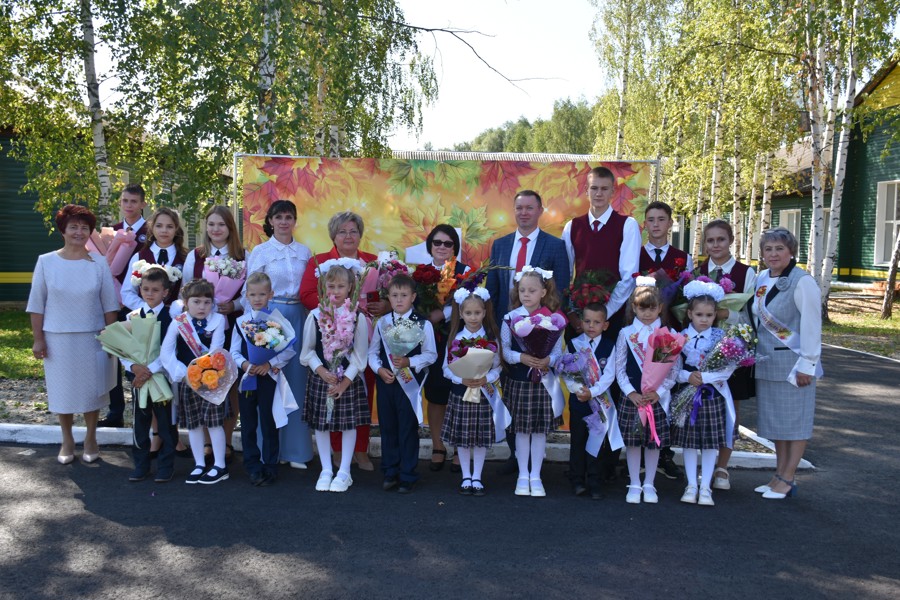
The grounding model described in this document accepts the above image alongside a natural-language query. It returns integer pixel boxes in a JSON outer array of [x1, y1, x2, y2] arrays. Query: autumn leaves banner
[[242, 156, 653, 258]]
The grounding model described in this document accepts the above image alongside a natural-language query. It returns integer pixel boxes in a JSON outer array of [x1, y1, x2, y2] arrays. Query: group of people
[[26, 165, 822, 503]]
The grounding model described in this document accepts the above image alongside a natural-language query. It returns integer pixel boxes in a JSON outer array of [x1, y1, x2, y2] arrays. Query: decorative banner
[[242, 156, 653, 261], [242, 155, 654, 430]]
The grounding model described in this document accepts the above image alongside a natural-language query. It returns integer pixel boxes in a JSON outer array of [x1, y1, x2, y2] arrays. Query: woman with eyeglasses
[[299, 211, 388, 471]]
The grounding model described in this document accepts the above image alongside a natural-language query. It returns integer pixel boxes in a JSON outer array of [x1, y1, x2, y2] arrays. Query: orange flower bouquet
[[186, 349, 237, 405]]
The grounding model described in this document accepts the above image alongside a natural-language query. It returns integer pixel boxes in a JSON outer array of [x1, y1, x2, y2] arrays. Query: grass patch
[[0, 310, 43, 379], [823, 310, 900, 360]]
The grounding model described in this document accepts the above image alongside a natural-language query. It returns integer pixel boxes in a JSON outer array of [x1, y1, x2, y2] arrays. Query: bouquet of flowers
[[382, 317, 426, 383], [509, 307, 567, 383], [566, 270, 613, 314], [186, 349, 238, 405], [447, 336, 499, 403], [557, 346, 599, 394], [130, 260, 183, 289], [669, 324, 758, 428], [86, 227, 137, 295], [633, 326, 687, 445], [97, 314, 173, 408], [436, 257, 461, 306], [318, 297, 359, 422], [238, 309, 296, 391], [203, 255, 247, 304], [412, 263, 443, 314], [375, 251, 410, 299], [662, 269, 754, 324]]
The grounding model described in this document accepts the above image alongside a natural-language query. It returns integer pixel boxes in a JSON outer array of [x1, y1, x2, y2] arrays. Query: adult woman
[[420, 225, 469, 471], [299, 211, 388, 470], [27, 205, 120, 463], [183, 206, 247, 463], [245, 200, 313, 468], [698, 219, 756, 490], [753, 227, 822, 499]]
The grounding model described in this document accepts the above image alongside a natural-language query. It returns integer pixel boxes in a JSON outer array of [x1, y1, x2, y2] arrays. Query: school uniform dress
[[26, 252, 120, 414], [122, 303, 177, 475], [614, 319, 678, 448], [566, 332, 618, 488], [231, 309, 296, 478], [420, 259, 469, 406], [245, 237, 313, 463], [500, 307, 564, 435], [440, 327, 502, 448], [562, 206, 641, 332], [300, 308, 371, 431], [122, 243, 187, 310], [671, 326, 734, 450], [161, 312, 228, 429], [753, 265, 822, 440], [368, 310, 437, 483], [699, 257, 757, 401]]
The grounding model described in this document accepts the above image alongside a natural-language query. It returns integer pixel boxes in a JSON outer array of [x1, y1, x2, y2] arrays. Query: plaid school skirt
[[670, 385, 728, 450], [177, 383, 231, 430], [304, 369, 371, 432], [441, 390, 495, 448], [618, 394, 670, 449], [504, 377, 561, 435]]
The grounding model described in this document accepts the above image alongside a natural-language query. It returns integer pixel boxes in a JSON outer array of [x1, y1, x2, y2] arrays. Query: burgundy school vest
[[700, 259, 749, 292], [639, 246, 689, 274], [137, 246, 187, 306], [570, 211, 628, 287], [112, 221, 148, 284]]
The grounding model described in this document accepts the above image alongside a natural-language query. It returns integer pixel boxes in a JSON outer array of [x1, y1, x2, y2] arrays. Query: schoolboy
[[368, 274, 437, 494], [639, 201, 693, 274]]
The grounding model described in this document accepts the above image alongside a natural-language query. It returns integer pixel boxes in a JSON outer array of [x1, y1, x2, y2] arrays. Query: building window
[[875, 181, 900, 265], [778, 209, 801, 238]]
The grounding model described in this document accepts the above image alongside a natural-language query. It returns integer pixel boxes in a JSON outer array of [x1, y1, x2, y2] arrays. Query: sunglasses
[[431, 240, 455, 248]]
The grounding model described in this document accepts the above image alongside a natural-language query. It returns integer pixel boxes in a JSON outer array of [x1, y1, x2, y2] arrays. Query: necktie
[[515, 237, 529, 272], [158, 248, 169, 266], [214, 249, 221, 256], [146, 308, 154, 316], [192, 318, 208, 336], [711, 267, 721, 282], [654, 248, 663, 264], [694, 334, 704, 348], [592, 220, 601, 232], [126, 226, 133, 232]]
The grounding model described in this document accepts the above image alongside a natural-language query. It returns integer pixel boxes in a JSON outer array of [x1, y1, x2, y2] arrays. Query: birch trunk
[[256, 0, 278, 155], [805, 2, 828, 281], [691, 107, 713, 257], [760, 152, 774, 233], [614, 5, 632, 160], [731, 128, 743, 259], [881, 228, 900, 319], [709, 94, 724, 214], [822, 0, 860, 310], [649, 106, 668, 203], [744, 155, 760, 261], [80, 0, 111, 224]]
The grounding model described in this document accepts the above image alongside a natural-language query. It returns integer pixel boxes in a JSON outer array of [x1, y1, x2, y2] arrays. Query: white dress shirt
[[122, 243, 180, 310], [230, 309, 298, 372], [242, 238, 310, 311], [643, 242, 695, 272], [614, 318, 677, 399], [507, 228, 540, 285], [367, 309, 438, 373], [442, 326, 502, 385], [298, 308, 369, 382], [562, 206, 641, 317], [569, 332, 617, 399]]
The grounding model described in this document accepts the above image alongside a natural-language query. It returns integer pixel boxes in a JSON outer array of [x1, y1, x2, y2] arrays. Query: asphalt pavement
[[1, 345, 898, 599]]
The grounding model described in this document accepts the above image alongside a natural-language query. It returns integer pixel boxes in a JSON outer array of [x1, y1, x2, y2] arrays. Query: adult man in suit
[[486, 189, 570, 473]]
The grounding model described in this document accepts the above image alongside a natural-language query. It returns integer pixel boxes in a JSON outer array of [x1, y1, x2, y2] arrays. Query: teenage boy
[[639, 200, 694, 274]]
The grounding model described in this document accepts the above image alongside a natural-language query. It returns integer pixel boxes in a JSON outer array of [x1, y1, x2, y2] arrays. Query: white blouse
[[614, 318, 678, 397], [242, 238, 310, 310], [160, 312, 226, 383], [442, 326, 502, 385], [299, 308, 369, 382], [122, 243, 181, 310]]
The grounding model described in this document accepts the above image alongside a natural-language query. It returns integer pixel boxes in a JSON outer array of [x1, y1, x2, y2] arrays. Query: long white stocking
[[701, 449, 717, 489], [457, 446, 473, 480], [626, 447, 642, 487], [529, 433, 546, 480], [515, 433, 530, 478], [339, 430, 356, 476], [683, 448, 698, 486], [314, 430, 333, 476], [472, 447, 487, 482]]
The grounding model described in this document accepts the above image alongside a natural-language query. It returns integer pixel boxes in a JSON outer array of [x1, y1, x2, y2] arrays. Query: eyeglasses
[[336, 230, 360, 237], [431, 240, 455, 248]]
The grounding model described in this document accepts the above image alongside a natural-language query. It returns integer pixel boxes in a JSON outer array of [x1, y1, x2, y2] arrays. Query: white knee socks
[[315, 430, 333, 476], [339, 430, 355, 476], [208, 426, 226, 469], [188, 428, 206, 468], [644, 448, 660, 487], [626, 447, 661, 487], [683, 449, 698, 486], [458, 446, 473, 480], [529, 434, 546, 480], [701, 449, 717, 489], [472, 447, 487, 482], [515, 433, 530, 478]]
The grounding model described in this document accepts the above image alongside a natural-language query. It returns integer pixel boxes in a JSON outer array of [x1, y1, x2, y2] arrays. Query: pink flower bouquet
[[638, 326, 686, 445], [203, 255, 247, 304], [86, 227, 137, 298], [509, 307, 567, 383]]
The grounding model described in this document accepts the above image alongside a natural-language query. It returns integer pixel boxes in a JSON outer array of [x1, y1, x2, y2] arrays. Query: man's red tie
[[515, 237, 529, 272], [592, 220, 601, 232]]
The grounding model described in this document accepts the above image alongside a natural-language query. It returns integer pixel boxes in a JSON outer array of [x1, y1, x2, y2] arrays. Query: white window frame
[[779, 209, 802, 239], [875, 181, 900, 266]]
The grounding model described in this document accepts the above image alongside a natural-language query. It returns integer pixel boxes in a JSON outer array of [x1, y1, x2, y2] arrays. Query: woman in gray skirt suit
[[752, 227, 822, 499]]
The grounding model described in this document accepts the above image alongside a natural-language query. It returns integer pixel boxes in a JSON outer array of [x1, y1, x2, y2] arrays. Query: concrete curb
[[0, 422, 814, 470]]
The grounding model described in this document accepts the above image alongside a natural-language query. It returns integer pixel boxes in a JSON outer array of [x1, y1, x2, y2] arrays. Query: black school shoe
[[657, 455, 682, 480], [97, 417, 124, 428], [397, 481, 414, 494], [128, 468, 148, 482], [154, 469, 174, 483], [383, 477, 399, 491], [199, 466, 229, 485], [249, 471, 266, 486]]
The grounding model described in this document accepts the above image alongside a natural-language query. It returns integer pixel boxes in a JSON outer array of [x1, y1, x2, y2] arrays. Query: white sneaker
[[515, 477, 530, 496], [712, 468, 731, 490], [681, 485, 699, 504], [329, 472, 353, 493], [642, 484, 659, 504], [698, 487, 715, 506], [626, 485, 642, 504], [529, 478, 546, 497], [290, 461, 307, 470], [315, 472, 333, 492]]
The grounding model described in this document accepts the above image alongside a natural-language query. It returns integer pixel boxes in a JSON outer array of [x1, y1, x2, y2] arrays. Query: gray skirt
[[756, 378, 816, 440], [44, 331, 110, 414]]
